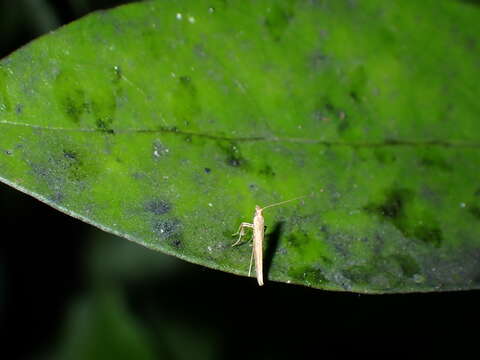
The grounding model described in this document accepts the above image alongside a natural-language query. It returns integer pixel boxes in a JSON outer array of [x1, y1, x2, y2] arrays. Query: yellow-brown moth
[[232, 196, 305, 286]]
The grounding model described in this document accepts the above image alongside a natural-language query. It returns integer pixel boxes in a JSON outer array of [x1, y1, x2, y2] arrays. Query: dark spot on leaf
[[204, 168, 211, 174], [113, 65, 122, 82], [62, 90, 86, 124], [96, 117, 114, 132], [28, 140, 100, 203], [259, 165, 275, 177], [179, 75, 192, 86], [420, 154, 452, 171], [325, 102, 334, 112], [217, 141, 247, 168], [459, 0, 480, 7], [390, 254, 420, 278], [286, 233, 311, 248], [229, 158, 241, 167], [349, 90, 360, 103], [145, 199, 171, 215], [469, 205, 480, 220], [264, 3, 295, 41], [153, 219, 180, 239], [63, 150, 77, 160], [349, 65, 367, 103], [292, 266, 329, 285], [343, 255, 414, 290], [171, 239, 182, 248], [319, 255, 332, 266], [367, 188, 443, 247], [342, 264, 371, 285], [414, 225, 443, 248], [312, 98, 338, 122], [4, 150, 13, 155], [384, 138, 401, 145], [365, 188, 413, 220], [374, 149, 396, 164], [15, 104, 23, 114]]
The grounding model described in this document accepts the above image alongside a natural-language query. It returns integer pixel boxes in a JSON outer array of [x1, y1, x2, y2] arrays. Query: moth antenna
[[261, 195, 307, 211]]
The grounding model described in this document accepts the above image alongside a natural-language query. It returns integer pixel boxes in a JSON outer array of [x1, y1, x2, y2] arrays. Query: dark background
[[0, 1, 478, 358]]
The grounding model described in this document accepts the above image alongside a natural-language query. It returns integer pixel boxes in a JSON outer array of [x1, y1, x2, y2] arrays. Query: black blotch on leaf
[[414, 225, 443, 248], [364, 188, 413, 220], [204, 167, 211, 174], [63, 150, 77, 161], [171, 239, 182, 248], [460, 0, 480, 7], [292, 266, 329, 285], [145, 199, 171, 215], [217, 141, 247, 168], [96, 118, 114, 132], [390, 254, 420, 278], [63, 93, 85, 124], [153, 219, 180, 239], [229, 158, 241, 167], [319, 255, 333, 266], [15, 104, 23, 114], [286, 232, 312, 249], [113, 65, 122, 83], [364, 188, 444, 247], [374, 149, 396, 164], [312, 98, 338, 122], [259, 165, 275, 177], [349, 90, 360, 103], [179, 75, 192, 86], [264, 3, 295, 41], [325, 102, 335, 112], [469, 205, 480, 220], [342, 264, 371, 285], [420, 155, 452, 172], [60, 149, 90, 182]]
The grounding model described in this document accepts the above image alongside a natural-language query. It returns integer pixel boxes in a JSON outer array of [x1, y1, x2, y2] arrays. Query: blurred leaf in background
[[52, 232, 220, 360], [54, 290, 159, 360]]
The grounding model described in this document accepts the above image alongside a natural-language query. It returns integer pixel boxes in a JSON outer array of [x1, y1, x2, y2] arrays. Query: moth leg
[[248, 245, 255, 277], [232, 222, 254, 246]]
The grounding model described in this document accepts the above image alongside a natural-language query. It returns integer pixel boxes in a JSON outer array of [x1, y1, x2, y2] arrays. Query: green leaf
[[53, 290, 157, 360], [1, 0, 480, 293]]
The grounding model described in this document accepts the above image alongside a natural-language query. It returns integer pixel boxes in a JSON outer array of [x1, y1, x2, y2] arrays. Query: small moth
[[232, 196, 305, 286]]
